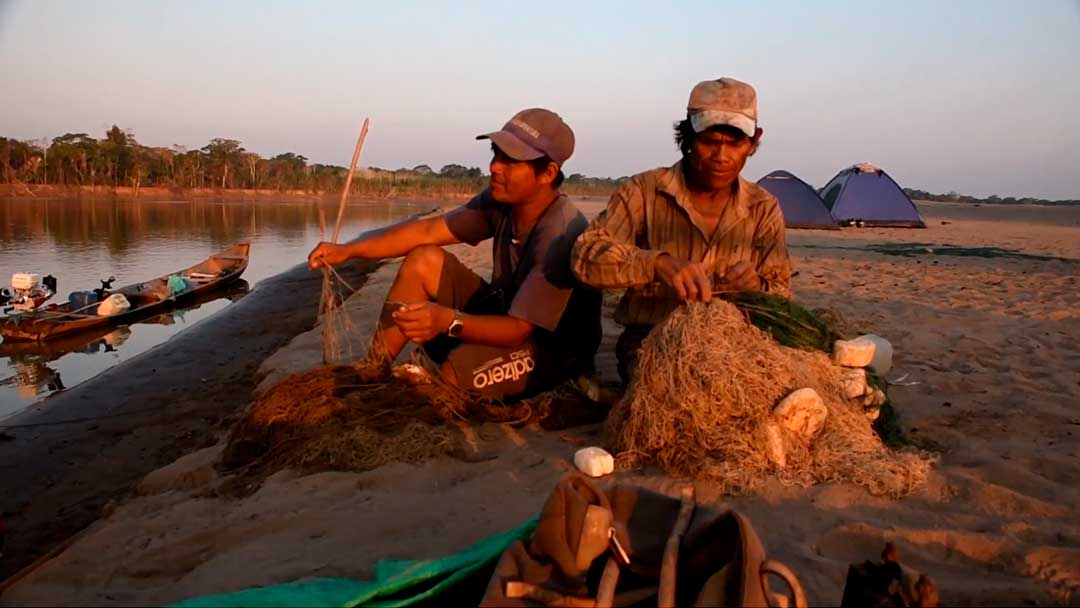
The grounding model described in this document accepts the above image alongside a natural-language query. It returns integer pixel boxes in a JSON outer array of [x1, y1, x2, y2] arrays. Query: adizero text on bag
[[471, 348, 535, 390]]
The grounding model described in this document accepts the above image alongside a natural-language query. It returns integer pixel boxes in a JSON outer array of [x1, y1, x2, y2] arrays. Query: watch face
[[448, 319, 464, 338]]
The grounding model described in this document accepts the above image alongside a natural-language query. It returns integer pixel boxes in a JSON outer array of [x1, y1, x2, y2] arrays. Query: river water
[[0, 196, 428, 419]]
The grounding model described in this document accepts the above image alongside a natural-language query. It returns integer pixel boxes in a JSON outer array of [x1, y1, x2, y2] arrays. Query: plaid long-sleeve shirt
[[572, 162, 792, 326]]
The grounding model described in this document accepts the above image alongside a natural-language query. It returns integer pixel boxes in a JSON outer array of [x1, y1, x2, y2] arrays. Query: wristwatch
[[447, 311, 464, 338]]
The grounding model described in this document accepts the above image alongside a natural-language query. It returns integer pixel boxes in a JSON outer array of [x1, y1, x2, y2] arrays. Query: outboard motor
[[8, 272, 58, 312], [93, 276, 116, 301]]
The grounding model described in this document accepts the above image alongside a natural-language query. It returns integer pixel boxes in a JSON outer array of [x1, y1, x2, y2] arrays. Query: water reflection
[[0, 359, 65, 399], [0, 196, 424, 418], [0, 196, 418, 255], [0, 281, 250, 408]]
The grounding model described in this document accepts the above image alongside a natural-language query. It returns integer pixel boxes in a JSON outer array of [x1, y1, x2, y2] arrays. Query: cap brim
[[476, 130, 545, 161], [689, 111, 756, 138]]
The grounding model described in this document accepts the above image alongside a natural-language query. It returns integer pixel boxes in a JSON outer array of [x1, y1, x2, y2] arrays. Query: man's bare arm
[[392, 302, 533, 347], [308, 216, 460, 268]]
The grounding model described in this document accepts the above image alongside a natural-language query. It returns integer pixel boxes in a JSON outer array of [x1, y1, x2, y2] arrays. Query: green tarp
[[173, 516, 537, 608]]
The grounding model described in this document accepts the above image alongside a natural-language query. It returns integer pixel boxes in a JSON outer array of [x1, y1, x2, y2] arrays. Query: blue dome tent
[[757, 170, 840, 230], [821, 163, 926, 228]]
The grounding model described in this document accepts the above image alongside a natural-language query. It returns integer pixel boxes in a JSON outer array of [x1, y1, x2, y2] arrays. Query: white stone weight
[[764, 423, 787, 469], [773, 388, 828, 441], [574, 447, 614, 477], [863, 388, 887, 408], [840, 368, 868, 400], [833, 337, 876, 368]]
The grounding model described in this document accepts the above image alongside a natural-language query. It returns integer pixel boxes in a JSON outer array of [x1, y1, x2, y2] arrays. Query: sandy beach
[[0, 255, 382, 580], [1, 199, 1078, 606]]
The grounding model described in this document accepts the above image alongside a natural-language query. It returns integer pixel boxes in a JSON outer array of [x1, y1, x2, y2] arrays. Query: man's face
[[686, 126, 761, 191], [488, 145, 551, 204]]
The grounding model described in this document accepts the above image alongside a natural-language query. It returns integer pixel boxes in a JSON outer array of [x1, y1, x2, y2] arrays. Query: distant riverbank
[[4, 182, 619, 202], [4, 183, 478, 202]]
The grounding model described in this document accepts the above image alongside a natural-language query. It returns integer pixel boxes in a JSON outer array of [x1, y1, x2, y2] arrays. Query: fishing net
[[863, 242, 1072, 262], [723, 291, 842, 351], [319, 263, 360, 365], [219, 357, 611, 489], [798, 242, 1076, 263], [219, 366, 462, 487], [414, 349, 612, 430], [606, 299, 933, 498]]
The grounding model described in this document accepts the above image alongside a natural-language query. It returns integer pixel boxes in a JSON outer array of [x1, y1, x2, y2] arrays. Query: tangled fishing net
[[220, 366, 462, 484], [606, 299, 933, 498], [319, 264, 357, 365], [219, 359, 609, 488], [413, 345, 612, 430]]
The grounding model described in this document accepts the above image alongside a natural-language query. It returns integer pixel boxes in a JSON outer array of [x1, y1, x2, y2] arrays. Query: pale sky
[[2, 0, 1078, 199]]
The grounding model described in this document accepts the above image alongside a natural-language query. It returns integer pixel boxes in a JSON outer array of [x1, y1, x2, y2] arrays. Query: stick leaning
[[321, 118, 370, 364], [331, 117, 370, 245]]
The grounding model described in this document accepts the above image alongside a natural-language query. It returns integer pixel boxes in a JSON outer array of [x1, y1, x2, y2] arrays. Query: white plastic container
[[574, 447, 615, 477], [859, 334, 895, 375], [11, 273, 41, 291], [97, 293, 132, 316]]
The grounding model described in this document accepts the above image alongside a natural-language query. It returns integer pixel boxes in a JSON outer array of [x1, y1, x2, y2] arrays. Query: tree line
[[1, 127, 356, 191], [20, 126, 1070, 204], [902, 188, 1078, 207], [0, 127, 624, 196]]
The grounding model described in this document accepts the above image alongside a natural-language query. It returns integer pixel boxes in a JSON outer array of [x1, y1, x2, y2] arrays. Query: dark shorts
[[421, 252, 569, 401]]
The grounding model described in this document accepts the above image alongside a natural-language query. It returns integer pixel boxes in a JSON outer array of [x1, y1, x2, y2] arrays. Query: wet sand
[[2, 200, 1078, 605], [0, 254, 381, 582]]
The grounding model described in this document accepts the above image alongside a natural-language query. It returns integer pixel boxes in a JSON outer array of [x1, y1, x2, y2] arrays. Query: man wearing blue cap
[[309, 109, 601, 400]]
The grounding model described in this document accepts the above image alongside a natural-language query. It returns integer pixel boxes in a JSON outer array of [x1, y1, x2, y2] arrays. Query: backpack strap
[[658, 485, 696, 607], [762, 559, 808, 608]]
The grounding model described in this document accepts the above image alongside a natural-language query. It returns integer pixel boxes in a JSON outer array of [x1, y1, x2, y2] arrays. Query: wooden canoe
[[0, 279, 249, 359], [0, 243, 250, 342]]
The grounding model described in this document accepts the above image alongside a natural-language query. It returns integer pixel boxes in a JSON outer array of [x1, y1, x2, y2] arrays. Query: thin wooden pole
[[317, 200, 328, 319], [330, 118, 370, 245], [320, 117, 368, 362]]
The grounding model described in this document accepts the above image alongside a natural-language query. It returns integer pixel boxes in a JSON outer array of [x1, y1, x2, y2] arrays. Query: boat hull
[[0, 243, 250, 343]]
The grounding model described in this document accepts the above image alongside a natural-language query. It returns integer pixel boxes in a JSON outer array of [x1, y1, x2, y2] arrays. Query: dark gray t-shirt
[[444, 190, 602, 364]]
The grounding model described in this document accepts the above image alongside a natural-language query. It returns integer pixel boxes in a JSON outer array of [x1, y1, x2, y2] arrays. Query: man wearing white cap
[[572, 77, 792, 383]]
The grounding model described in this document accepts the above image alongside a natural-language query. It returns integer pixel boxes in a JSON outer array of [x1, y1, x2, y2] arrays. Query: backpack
[[480, 472, 806, 607]]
